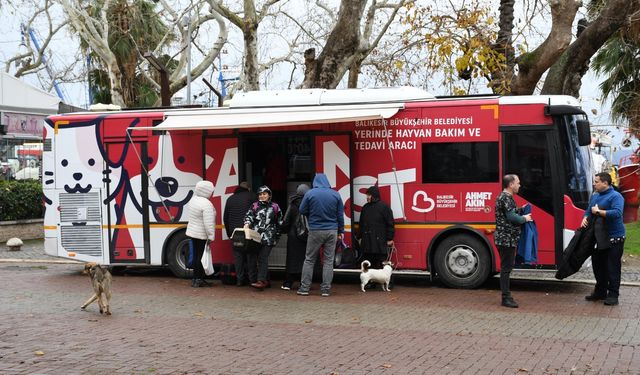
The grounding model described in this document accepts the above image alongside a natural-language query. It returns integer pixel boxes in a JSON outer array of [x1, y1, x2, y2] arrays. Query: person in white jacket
[[185, 180, 216, 287]]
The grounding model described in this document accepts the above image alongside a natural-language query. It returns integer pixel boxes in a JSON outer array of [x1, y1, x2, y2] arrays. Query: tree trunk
[[541, 0, 638, 96], [508, 0, 580, 95], [347, 59, 362, 88], [242, 0, 260, 91], [489, 0, 516, 94], [301, 0, 367, 89]]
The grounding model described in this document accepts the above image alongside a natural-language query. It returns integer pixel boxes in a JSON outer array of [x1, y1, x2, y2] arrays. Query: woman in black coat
[[280, 183, 310, 290], [358, 185, 395, 268]]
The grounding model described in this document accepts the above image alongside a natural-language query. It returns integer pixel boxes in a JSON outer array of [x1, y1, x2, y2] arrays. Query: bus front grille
[[60, 225, 102, 256]]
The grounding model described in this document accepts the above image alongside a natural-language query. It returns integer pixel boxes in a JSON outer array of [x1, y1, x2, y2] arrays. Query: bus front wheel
[[166, 231, 193, 279], [434, 234, 491, 289]]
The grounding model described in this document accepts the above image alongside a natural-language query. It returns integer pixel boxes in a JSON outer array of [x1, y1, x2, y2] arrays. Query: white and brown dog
[[81, 262, 112, 315], [360, 260, 393, 292]]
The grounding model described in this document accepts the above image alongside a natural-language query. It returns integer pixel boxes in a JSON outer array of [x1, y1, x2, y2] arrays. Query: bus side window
[[503, 131, 553, 214], [422, 142, 499, 184]]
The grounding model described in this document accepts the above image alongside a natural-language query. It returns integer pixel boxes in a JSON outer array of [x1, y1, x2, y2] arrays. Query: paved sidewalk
[[1, 262, 639, 374], [3, 239, 640, 284]]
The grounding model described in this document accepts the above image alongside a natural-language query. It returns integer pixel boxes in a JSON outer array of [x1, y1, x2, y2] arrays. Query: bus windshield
[[560, 114, 592, 209]]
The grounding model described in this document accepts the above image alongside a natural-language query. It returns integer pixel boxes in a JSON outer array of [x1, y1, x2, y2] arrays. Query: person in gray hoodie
[[297, 173, 344, 297], [185, 180, 216, 288]]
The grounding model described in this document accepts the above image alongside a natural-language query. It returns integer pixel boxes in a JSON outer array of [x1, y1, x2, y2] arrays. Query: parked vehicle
[[42, 87, 592, 288]]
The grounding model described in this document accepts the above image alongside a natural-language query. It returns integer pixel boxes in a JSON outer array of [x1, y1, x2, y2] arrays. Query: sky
[[0, 1, 636, 163]]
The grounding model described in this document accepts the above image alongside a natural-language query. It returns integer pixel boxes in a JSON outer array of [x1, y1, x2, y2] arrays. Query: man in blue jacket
[[297, 173, 344, 297], [582, 172, 626, 306]]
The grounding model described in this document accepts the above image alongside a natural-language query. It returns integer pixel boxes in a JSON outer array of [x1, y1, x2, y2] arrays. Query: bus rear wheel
[[434, 234, 491, 289], [166, 231, 193, 279]]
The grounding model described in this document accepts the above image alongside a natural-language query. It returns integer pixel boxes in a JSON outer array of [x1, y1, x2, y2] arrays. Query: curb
[[0, 258, 81, 264], [511, 275, 640, 287]]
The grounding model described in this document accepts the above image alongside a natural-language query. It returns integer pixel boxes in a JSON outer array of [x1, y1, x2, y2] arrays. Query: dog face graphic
[[44, 123, 113, 195], [128, 133, 212, 223]]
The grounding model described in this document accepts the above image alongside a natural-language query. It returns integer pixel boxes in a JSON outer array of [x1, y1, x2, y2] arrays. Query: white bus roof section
[[146, 103, 404, 131], [229, 86, 434, 108], [499, 95, 581, 107]]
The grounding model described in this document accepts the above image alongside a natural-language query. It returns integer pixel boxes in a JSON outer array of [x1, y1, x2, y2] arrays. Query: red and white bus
[[43, 87, 593, 288]]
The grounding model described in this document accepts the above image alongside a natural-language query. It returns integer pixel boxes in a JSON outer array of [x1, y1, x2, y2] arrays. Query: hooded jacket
[[186, 181, 216, 241], [358, 186, 395, 255], [299, 173, 345, 233], [244, 196, 282, 246]]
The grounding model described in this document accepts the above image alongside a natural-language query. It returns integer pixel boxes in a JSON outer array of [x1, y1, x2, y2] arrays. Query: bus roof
[[229, 86, 435, 108]]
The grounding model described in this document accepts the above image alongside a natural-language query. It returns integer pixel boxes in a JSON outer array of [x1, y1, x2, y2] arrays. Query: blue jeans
[[299, 230, 337, 293]]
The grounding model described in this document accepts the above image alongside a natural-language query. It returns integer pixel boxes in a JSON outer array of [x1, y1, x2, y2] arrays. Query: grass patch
[[625, 221, 640, 256]]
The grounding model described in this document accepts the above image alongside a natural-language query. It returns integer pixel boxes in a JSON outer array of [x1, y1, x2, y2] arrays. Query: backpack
[[294, 213, 309, 241]]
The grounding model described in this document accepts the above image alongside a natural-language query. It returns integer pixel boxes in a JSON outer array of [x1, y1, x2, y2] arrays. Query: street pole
[[183, 15, 192, 105]]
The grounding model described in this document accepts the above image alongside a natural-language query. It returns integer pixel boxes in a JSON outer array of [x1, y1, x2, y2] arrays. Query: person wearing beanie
[[224, 181, 255, 286]]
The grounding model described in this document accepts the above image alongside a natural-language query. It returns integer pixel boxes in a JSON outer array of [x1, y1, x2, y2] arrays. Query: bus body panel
[[43, 90, 590, 287]]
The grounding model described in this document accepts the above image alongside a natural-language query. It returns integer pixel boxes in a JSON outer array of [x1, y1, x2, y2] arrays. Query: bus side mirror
[[576, 120, 591, 146]]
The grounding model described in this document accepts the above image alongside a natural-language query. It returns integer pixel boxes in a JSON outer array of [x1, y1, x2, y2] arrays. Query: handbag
[[334, 239, 357, 267], [201, 241, 215, 276], [295, 214, 309, 241]]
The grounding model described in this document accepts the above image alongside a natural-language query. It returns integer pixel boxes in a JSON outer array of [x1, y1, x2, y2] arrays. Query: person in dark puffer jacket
[[224, 181, 255, 286], [244, 185, 283, 290]]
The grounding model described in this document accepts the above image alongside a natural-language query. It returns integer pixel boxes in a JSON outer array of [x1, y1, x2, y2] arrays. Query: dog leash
[[386, 245, 399, 270]]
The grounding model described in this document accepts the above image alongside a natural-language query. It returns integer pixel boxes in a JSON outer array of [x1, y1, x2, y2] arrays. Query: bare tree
[[300, 0, 408, 89]]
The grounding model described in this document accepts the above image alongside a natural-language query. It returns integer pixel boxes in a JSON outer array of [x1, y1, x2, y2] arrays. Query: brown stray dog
[[81, 263, 112, 315]]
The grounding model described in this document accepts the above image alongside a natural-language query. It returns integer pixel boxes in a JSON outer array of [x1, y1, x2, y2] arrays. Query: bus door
[[104, 141, 150, 264], [502, 129, 559, 266], [314, 133, 353, 237], [205, 136, 239, 265]]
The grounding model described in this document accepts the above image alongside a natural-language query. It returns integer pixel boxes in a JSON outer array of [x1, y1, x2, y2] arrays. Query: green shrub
[[0, 180, 44, 221]]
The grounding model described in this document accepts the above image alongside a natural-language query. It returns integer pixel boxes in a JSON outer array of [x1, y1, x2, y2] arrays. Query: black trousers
[[190, 237, 207, 280], [497, 245, 515, 298], [592, 241, 624, 298]]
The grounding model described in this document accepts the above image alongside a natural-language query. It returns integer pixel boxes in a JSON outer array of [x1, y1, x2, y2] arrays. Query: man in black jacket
[[224, 181, 255, 286]]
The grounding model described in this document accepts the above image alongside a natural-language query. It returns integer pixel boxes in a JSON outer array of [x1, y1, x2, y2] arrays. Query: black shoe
[[501, 297, 519, 308], [364, 282, 377, 290], [192, 279, 203, 288], [585, 293, 606, 301], [199, 279, 212, 287], [191, 279, 197, 287], [604, 297, 619, 306]]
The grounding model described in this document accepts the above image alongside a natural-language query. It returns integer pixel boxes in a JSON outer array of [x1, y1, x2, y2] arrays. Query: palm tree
[[83, 0, 173, 107], [589, 0, 640, 137]]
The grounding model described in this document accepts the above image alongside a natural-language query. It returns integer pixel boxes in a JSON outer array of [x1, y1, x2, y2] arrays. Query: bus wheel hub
[[447, 247, 477, 276]]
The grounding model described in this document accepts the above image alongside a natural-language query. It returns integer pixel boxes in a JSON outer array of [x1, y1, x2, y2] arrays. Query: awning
[[133, 103, 403, 131]]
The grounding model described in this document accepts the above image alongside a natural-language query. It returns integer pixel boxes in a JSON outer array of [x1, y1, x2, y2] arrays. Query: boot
[[501, 297, 519, 308]]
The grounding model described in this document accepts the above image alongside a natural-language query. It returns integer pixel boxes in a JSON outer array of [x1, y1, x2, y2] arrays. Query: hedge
[[0, 180, 44, 221]]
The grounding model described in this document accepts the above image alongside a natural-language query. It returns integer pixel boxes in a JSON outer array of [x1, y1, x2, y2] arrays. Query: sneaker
[[321, 290, 331, 297], [585, 293, 606, 301], [251, 281, 267, 289], [603, 297, 619, 306], [281, 284, 291, 291], [501, 297, 519, 308], [296, 290, 309, 296]]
